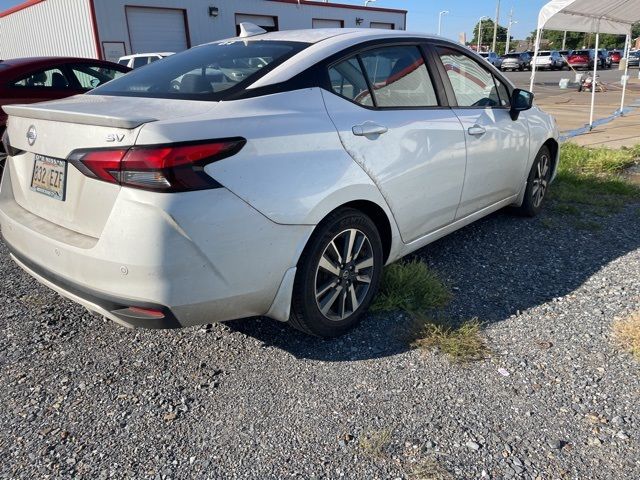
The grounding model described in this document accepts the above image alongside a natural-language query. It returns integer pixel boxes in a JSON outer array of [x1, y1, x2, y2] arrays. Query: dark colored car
[[628, 51, 640, 67], [609, 50, 622, 63], [500, 52, 532, 71], [597, 49, 612, 69], [0, 57, 130, 172], [567, 49, 595, 70]]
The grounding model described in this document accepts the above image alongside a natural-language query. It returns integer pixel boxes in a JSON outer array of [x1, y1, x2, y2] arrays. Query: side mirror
[[510, 88, 534, 120]]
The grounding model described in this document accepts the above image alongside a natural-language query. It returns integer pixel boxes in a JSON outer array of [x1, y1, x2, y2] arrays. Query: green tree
[[471, 19, 510, 50]]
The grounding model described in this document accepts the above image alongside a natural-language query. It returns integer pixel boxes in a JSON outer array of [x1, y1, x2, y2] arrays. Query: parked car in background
[[533, 50, 563, 70], [0, 28, 559, 338], [0, 57, 130, 176], [118, 53, 174, 69], [501, 52, 531, 71], [609, 50, 622, 64], [597, 49, 612, 69], [558, 50, 571, 68], [567, 49, 595, 69], [479, 51, 503, 69], [628, 51, 640, 67]]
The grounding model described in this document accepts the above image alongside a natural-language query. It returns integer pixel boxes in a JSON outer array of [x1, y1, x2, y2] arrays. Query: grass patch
[[409, 458, 454, 480], [371, 260, 451, 313], [550, 143, 640, 219], [612, 311, 640, 360], [410, 316, 491, 363], [373, 261, 489, 362], [359, 428, 393, 458]]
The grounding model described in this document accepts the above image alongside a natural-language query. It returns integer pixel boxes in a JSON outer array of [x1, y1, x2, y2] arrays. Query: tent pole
[[620, 32, 631, 115], [589, 28, 600, 130], [529, 27, 542, 92]]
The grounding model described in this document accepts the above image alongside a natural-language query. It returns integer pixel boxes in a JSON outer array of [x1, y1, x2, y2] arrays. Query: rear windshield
[[573, 50, 590, 55], [503, 53, 520, 58], [537, 52, 551, 56], [90, 40, 309, 100]]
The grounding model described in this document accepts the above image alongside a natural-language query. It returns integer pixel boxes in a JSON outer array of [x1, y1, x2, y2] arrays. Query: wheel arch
[[542, 137, 560, 179]]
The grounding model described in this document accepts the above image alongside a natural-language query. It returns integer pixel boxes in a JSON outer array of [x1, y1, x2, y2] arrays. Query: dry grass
[[409, 458, 454, 480], [612, 311, 640, 360], [410, 316, 491, 363], [359, 428, 393, 458]]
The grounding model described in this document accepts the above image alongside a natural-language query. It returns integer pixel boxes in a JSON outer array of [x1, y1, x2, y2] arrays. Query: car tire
[[289, 207, 384, 338], [517, 145, 553, 217]]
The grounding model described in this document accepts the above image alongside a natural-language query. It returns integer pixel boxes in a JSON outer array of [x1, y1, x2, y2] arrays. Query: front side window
[[90, 40, 308, 100], [11, 68, 71, 89], [437, 48, 502, 108], [69, 64, 126, 89]]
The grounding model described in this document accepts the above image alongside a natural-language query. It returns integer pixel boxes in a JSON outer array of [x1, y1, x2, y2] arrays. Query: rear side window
[[328, 58, 373, 106], [328, 45, 438, 109], [11, 68, 72, 89], [133, 57, 149, 69], [360, 46, 438, 108], [90, 40, 309, 101], [437, 48, 502, 108]]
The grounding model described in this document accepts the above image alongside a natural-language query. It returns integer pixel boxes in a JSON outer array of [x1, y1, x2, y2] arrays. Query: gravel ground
[[1, 203, 639, 480]]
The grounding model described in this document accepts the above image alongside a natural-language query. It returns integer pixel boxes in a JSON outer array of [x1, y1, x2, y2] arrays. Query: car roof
[[0, 56, 127, 71], [120, 53, 174, 59]]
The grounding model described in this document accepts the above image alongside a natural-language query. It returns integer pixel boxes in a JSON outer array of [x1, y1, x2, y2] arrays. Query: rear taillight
[[68, 138, 245, 192]]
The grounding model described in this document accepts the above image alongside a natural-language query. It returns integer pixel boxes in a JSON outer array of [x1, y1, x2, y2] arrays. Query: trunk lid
[[2, 95, 217, 239]]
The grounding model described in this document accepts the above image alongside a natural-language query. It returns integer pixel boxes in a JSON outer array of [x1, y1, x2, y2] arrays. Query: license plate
[[30, 154, 67, 201]]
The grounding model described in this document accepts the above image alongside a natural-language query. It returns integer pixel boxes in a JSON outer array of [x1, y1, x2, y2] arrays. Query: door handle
[[352, 122, 388, 137], [467, 125, 486, 137]]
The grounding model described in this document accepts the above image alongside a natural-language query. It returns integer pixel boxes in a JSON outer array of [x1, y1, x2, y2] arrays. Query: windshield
[[537, 52, 551, 56], [503, 53, 520, 58], [90, 40, 309, 100]]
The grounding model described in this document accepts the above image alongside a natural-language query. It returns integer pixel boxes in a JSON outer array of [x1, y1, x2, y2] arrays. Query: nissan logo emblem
[[26, 125, 37, 146]]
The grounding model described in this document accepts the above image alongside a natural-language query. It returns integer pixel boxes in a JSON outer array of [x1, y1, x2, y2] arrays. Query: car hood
[[2, 94, 218, 129]]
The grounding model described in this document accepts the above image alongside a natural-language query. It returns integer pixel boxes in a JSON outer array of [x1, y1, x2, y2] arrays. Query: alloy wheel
[[314, 228, 375, 321], [531, 153, 550, 208]]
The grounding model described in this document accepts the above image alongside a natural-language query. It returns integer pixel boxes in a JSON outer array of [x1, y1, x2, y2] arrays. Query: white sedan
[[0, 27, 559, 338]]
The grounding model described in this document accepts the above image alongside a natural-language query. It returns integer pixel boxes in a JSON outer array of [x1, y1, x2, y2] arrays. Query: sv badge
[[105, 133, 125, 143]]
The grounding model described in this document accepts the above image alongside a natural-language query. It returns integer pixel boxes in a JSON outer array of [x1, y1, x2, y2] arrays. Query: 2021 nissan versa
[[0, 28, 559, 338]]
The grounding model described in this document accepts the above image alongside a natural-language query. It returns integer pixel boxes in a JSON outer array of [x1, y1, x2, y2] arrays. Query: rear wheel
[[517, 146, 553, 217], [289, 208, 383, 338]]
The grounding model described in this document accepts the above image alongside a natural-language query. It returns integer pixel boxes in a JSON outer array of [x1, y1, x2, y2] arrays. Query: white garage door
[[127, 7, 189, 54], [312, 19, 343, 29], [370, 22, 395, 30]]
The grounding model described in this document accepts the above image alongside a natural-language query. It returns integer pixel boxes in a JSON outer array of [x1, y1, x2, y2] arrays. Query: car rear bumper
[[0, 160, 314, 328]]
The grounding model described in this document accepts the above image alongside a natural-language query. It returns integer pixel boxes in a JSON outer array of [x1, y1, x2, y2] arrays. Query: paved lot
[[1, 199, 639, 479]]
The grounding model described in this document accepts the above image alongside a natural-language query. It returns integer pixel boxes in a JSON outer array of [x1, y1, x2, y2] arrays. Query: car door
[[321, 43, 467, 243], [431, 45, 530, 219]]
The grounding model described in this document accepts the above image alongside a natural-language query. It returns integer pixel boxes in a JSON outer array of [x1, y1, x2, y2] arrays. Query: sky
[[0, 0, 549, 42]]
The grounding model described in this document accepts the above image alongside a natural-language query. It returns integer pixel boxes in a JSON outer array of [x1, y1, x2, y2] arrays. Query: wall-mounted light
[[356, 17, 364, 26], [208, 6, 219, 17]]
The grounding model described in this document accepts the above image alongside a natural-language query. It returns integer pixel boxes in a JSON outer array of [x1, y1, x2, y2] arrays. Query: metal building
[[0, 0, 407, 62]]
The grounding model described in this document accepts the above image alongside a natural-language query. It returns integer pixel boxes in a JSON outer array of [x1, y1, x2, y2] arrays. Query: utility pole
[[505, 8, 517, 55], [492, 0, 501, 53], [477, 16, 489, 52]]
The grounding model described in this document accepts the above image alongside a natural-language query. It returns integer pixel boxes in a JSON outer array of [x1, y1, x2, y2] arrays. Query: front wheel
[[289, 208, 384, 338], [517, 146, 553, 217]]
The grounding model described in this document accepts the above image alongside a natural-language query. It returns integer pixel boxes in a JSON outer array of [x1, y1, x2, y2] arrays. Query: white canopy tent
[[530, 0, 640, 130]]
